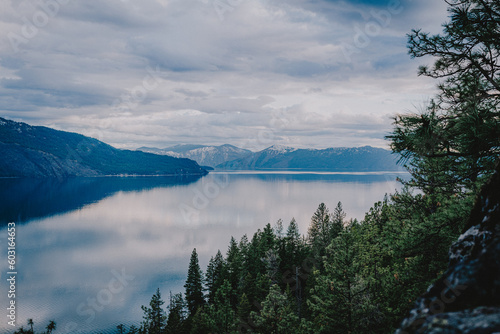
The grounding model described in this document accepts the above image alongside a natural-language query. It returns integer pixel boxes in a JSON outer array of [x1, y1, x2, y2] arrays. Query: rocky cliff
[[396, 161, 500, 333]]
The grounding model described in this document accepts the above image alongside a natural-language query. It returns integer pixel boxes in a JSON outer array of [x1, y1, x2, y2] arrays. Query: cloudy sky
[[0, 0, 450, 150]]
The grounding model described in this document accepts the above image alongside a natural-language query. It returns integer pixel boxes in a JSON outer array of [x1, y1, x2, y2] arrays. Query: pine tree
[[389, 0, 500, 195], [262, 248, 281, 284], [165, 292, 187, 334], [190, 306, 213, 334], [251, 284, 299, 334], [211, 280, 236, 333], [128, 325, 139, 334], [184, 248, 205, 317], [27, 319, 33, 334], [141, 288, 167, 334], [260, 223, 276, 253], [282, 218, 308, 318], [237, 292, 252, 331], [273, 218, 284, 239], [190, 280, 236, 334], [307, 203, 332, 263], [205, 250, 225, 305], [331, 201, 346, 239], [307, 222, 360, 334], [45, 321, 56, 334], [283, 218, 304, 267], [225, 236, 243, 309]]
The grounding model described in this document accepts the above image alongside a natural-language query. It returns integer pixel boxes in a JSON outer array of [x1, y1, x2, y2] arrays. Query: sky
[[0, 0, 450, 151]]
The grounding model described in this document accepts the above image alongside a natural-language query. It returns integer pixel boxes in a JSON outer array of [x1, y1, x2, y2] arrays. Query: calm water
[[0, 171, 405, 333]]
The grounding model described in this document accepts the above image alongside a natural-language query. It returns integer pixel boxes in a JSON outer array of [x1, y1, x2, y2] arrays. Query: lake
[[0, 171, 405, 333]]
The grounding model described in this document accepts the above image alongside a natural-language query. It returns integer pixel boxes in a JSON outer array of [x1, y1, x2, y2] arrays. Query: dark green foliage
[[189, 307, 213, 334], [205, 250, 226, 305], [184, 248, 205, 318], [307, 202, 345, 265], [250, 284, 300, 334], [165, 292, 187, 334], [225, 236, 243, 309], [237, 293, 252, 330], [307, 221, 362, 334], [27, 319, 33, 334], [307, 203, 330, 257], [128, 325, 139, 334], [191, 280, 236, 334], [390, 0, 500, 195], [46, 320, 56, 334], [13, 320, 56, 334], [12, 186, 483, 334], [331, 202, 346, 238], [11, 2, 500, 333], [141, 288, 167, 334]]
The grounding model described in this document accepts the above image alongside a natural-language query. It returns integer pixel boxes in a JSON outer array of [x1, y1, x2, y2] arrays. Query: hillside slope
[[138, 144, 252, 167], [217, 145, 399, 171], [0, 117, 207, 178]]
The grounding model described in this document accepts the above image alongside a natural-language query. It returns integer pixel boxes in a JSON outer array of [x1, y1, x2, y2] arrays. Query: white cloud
[[0, 0, 449, 149]]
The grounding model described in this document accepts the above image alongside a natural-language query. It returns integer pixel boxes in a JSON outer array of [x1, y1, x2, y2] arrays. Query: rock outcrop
[[396, 162, 500, 333]]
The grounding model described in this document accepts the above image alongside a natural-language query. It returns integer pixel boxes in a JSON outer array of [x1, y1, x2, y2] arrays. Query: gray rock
[[396, 162, 500, 333]]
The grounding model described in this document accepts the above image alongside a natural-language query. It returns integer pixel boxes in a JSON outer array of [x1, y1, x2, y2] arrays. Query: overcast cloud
[[0, 0, 450, 150]]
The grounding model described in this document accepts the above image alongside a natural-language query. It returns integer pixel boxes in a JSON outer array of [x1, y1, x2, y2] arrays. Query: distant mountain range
[[139, 144, 400, 171], [137, 144, 252, 168], [0, 116, 399, 177], [218, 145, 399, 171], [0, 117, 207, 178]]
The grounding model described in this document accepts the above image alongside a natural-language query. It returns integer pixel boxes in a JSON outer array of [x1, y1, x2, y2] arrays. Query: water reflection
[[0, 172, 404, 333], [0, 175, 203, 225]]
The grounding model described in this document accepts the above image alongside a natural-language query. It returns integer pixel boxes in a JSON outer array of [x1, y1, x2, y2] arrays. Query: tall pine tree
[[165, 292, 187, 334], [184, 248, 205, 318], [141, 288, 167, 334], [205, 250, 225, 305]]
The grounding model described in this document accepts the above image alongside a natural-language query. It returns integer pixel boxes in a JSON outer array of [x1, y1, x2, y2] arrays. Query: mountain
[[217, 145, 399, 171], [0, 117, 208, 178], [137, 144, 252, 168]]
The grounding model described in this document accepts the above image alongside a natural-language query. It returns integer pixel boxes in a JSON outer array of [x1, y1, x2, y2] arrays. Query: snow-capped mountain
[[137, 144, 252, 168], [138, 144, 400, 172], [217, 145, 400, 171], [264, 145, 298, 154]]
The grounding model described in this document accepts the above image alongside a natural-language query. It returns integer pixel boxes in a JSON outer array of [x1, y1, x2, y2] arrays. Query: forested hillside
[[11, 0, 500, 333], [0, 118, 207, 178], [132, 0, 500, 333]]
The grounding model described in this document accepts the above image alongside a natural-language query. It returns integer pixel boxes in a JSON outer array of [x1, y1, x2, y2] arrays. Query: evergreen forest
[[11, 0, 500, 333], [135, 1, 500, 332]]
